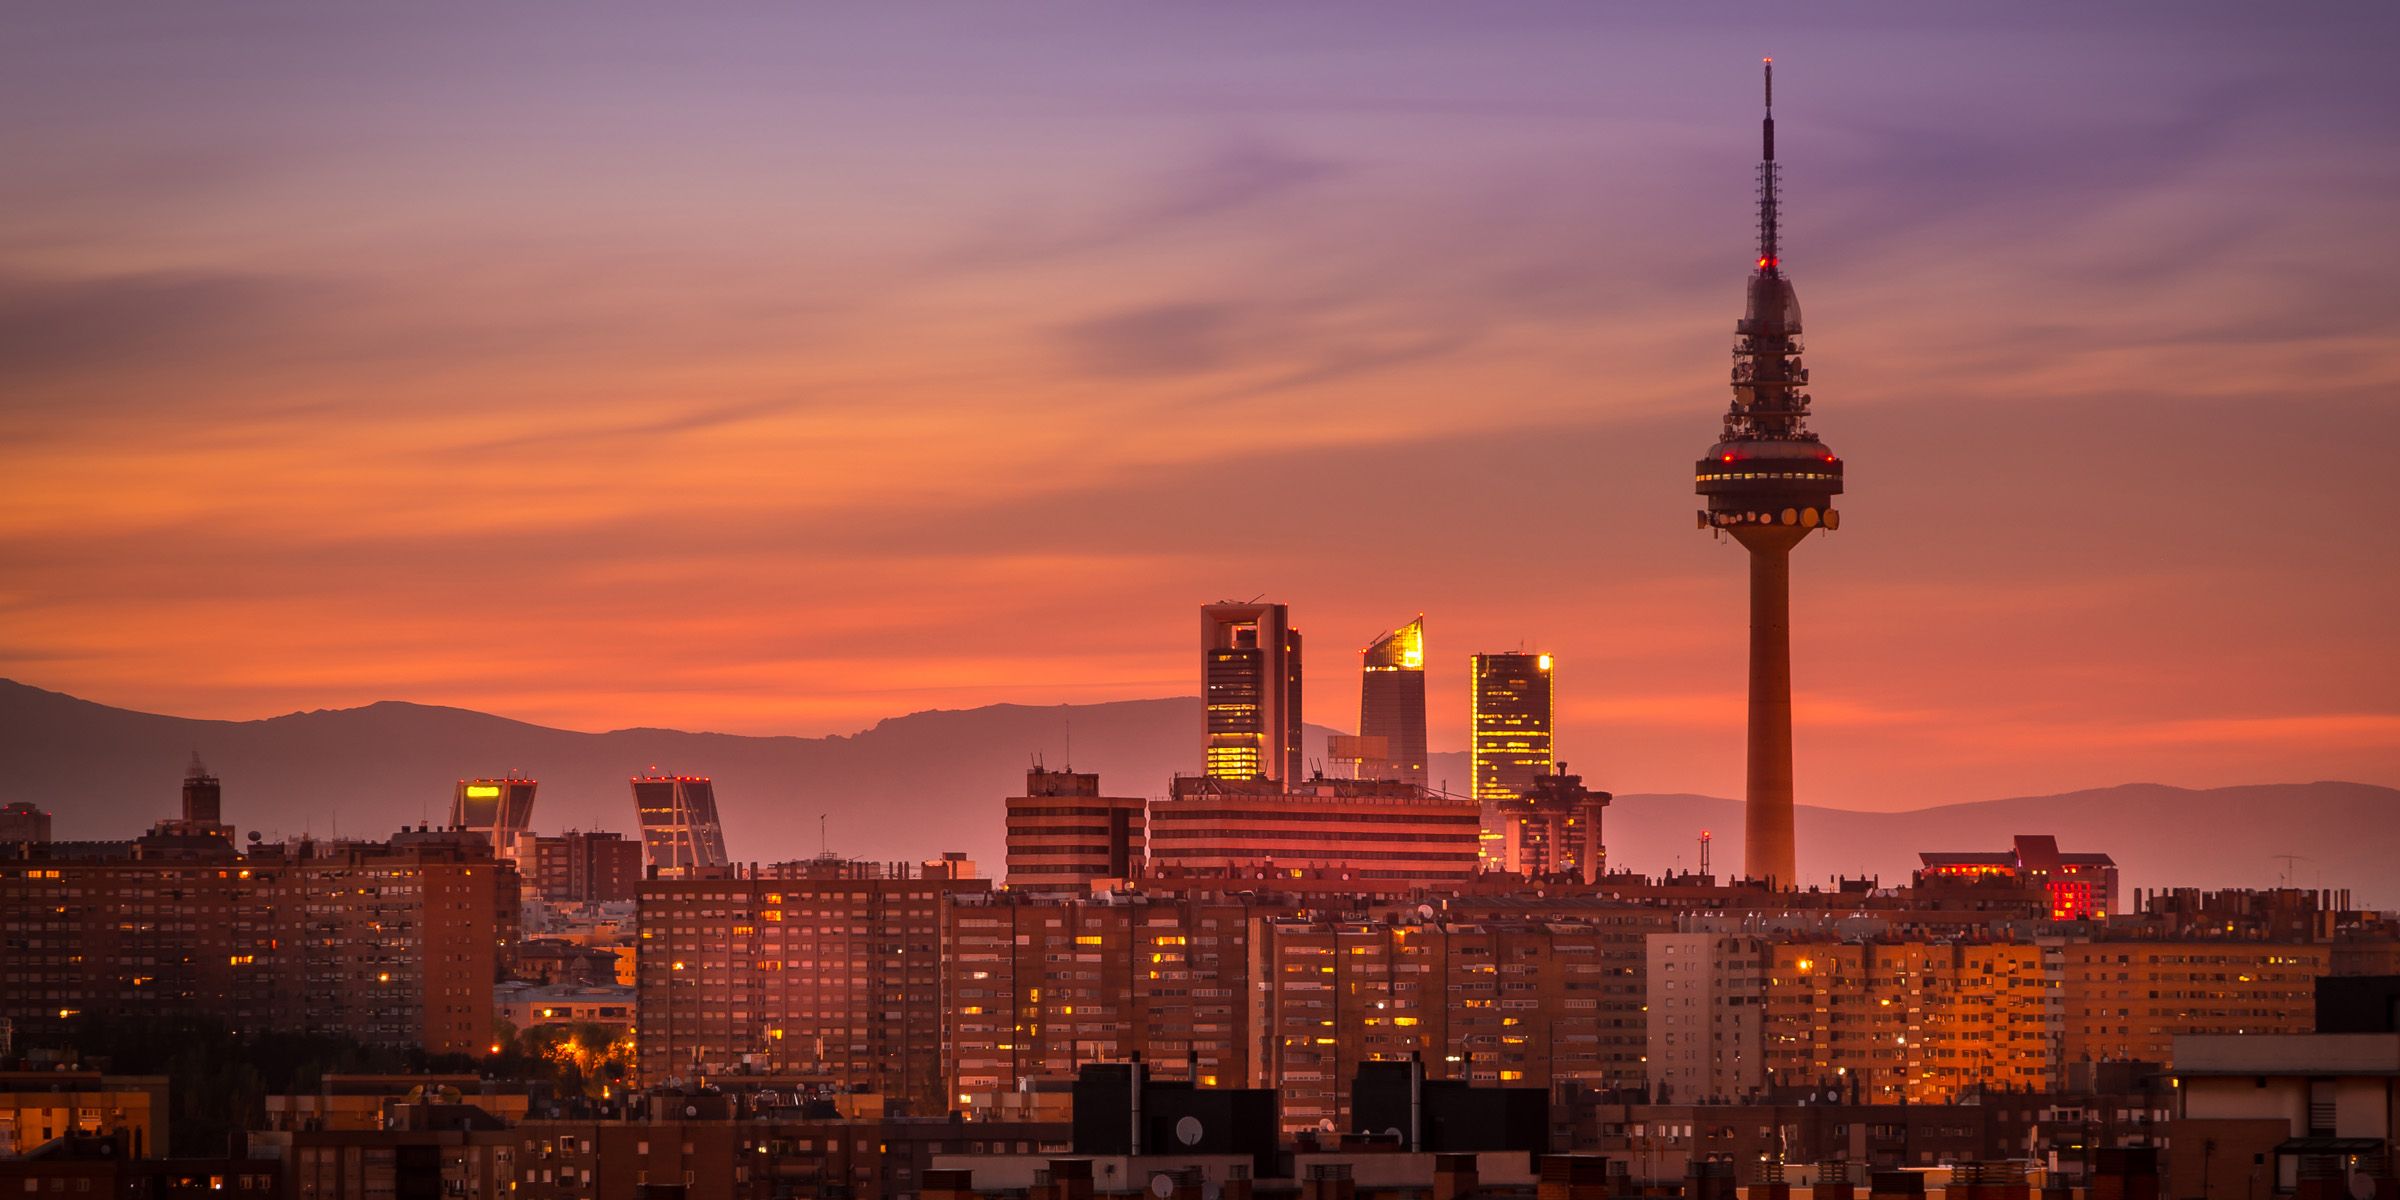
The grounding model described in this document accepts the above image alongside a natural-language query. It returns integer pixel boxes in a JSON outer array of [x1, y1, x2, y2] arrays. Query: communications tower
[[1694, 60, 1844, 888]]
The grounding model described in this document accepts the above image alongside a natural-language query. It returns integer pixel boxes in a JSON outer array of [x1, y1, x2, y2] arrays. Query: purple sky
[[3, 5, 2396, 810]]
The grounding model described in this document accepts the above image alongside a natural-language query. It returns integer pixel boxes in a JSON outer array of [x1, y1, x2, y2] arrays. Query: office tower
[[635, 858, 986, 1108], [450, 775, 537, 862], [528, 829, 645, 905], [1499, 762, 1611, 883], [1199, 602, 1302, 784], [1470, 652, 1554, 806], [180, 753, 222, 826], [1357, 615, 1428, 786], [629, 775, 730, 878], [0, 802, 49, 846], [1693, 62, 1844, 888], [1002, 767, 1146, 890], [1149, 776, 1481, 885]]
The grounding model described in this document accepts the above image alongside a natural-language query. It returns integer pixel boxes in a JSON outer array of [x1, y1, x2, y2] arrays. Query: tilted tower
[[1694, 60, 1844, 888]]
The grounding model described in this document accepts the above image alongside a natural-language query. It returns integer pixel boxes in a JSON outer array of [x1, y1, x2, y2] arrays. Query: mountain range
[[2, 678, 2391, 906]]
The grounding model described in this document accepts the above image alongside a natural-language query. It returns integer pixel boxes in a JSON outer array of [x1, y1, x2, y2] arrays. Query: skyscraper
[[1470, 651, 1554, 805], [1200, 601, 1303, 783], [630, 775, 731, 878], [1692, 61, 1844, 888], [450, 775, 537, 862], [1357, 615, 1428, 786]]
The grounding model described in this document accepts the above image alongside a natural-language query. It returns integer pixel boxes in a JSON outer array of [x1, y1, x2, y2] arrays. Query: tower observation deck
[[1694, 60, 1843, 889]]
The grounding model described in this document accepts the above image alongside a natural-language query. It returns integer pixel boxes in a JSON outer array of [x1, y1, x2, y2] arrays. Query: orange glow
[[0, 13, 2388, 840]]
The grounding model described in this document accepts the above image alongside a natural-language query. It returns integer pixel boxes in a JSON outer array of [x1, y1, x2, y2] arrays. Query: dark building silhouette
[[2316, 975, 2400, 1034], [0, 802, 49, 847], [1351, 1057, 1548, 1154], [1071, 1060, 1279, 1177], [629, 775, 729, 878], [1200, 602, 1303, 784], [1355, 615, 1428, 786], [528, 829, 644, 905], [180, 753, 222, 827], [1692, 61, 1844, 888]]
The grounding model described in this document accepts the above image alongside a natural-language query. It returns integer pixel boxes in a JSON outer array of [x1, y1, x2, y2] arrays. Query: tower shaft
[[1696, 60, 1839, 891], [1737, 525, 1804, 887]]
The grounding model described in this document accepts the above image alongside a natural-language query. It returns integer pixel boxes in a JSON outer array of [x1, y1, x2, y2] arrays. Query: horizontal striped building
[[1147, 776, 1482, 886]]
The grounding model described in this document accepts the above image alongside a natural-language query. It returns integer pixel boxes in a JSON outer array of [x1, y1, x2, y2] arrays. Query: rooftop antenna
[[819, 813, 829, 857], [2271, 853, 2309, 888], [1063, 714, 1072, 771]]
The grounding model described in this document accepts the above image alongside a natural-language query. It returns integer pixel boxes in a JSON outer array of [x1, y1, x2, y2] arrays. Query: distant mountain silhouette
[[3, 679, 2392, 905]]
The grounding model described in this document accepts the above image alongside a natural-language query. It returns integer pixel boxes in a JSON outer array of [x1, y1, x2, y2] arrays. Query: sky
[[3, 4, 2397, 811]]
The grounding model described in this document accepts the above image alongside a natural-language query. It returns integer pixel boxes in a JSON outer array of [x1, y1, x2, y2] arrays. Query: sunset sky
[[4, 5, 2396, 810]]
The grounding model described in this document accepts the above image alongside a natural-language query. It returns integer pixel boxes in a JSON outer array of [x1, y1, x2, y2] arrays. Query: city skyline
[[4, 8, 2397, 814], [4, 10, 2399, 1196]]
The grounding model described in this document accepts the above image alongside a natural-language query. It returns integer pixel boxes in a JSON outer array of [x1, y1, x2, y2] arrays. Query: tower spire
[[1758, 58, 1780, 274]]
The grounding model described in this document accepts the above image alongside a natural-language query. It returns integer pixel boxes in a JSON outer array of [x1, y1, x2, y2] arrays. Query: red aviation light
[[1721, 453, 1736, 463], [1757, 256, 1778, 270]]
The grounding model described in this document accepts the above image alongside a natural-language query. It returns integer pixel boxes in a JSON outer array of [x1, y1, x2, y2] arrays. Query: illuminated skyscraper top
[[1470, 651, 1554, 805], [1201, 602, 1303, 784], [1693, 60, 1845, 888], [1358, 615, 1428, 787]]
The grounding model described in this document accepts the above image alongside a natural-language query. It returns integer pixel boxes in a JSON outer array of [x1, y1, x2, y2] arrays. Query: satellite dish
[[1152, 1175, 1176, 1199], [1317, 1119, 1336, 1133], [684, 1105, 698, 1118], [1175, 1115, 1204, 1146], [1416, 904, 1436, 921], [1384, 1127, 1404, 1140]]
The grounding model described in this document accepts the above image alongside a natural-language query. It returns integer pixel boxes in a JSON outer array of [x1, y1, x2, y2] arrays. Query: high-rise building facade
[[452, 776, 537, 863], [1645, 932, 1767, 1104], [630, 775, 730, 878], [1762, 939, 2059, 1104], [1148, 776, 1481, 885], [942, 894, 1261, 1113], [1692, 63, 1845, 889], [1001, 768, 1145, 891], [1357, 616, 1428, 786], [0, 831, 516, 1057], [1252, 911, 1669, 1133], [1470, 652, 1554, 806], [2059, 940, 2326, 1065], [1200, 602, 1302, 784], [634, 858, 985, 1109]]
